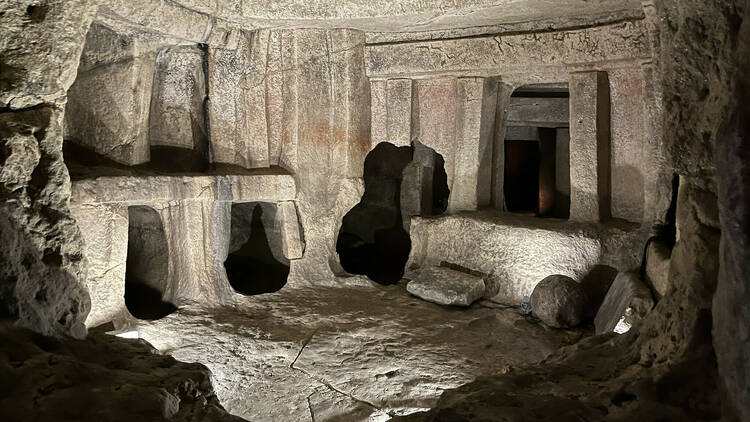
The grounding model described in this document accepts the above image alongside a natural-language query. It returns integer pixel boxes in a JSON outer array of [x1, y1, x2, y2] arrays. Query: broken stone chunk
[[594, 272, 654, 335], [645, 240, 672, 299], [406, 266, 485, 307], [530, 275, 587, 328]]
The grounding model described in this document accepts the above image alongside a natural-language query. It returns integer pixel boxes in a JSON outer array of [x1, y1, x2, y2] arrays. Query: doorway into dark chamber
[[224, 203, 290, 295]]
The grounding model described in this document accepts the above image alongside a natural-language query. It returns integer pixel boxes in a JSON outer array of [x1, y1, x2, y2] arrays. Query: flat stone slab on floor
[[132, 285, 584, 421], [406, 266, 485, 306]]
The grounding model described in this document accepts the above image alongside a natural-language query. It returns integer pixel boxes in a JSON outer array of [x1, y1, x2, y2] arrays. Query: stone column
[[609, 67, 646, 223], [491, 82, 514, 210], [569, 71, 611, 222], [207, 30, 271, 169], [411, 77, 458, 189], [450, 77, 499, 211], [71, 204, 129, 328], [385, 79, 413, 147], [555, 128, 571, 218], [370, 80, 387, 146], [276, 29, 371, 284]]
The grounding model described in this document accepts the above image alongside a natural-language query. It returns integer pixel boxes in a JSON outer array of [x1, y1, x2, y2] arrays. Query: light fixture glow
[[115, 330, 140, 339]]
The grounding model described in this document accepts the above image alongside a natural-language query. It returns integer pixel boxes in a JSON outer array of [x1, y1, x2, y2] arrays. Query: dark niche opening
[[224, 203, 290, 295], [124, 205, 176, 320], [504, 138, 541, 213], [504, 83, 570, 218], [337, 141, 449, 285]]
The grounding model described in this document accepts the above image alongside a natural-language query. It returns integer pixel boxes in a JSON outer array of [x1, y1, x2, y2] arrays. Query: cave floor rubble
[[130, 283, 586, 421]]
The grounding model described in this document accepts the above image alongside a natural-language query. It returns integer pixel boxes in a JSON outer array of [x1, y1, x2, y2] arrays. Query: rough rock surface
[[712, 5, 750, 421], [645, 240, 672, 298], [0, 1, 98, 338], [406, 266, 485, 306], [133, 285, 583, 421], [0, 323, 242, 421], [594, 272, 654, 334], [530, 275, 587, 328], [0, 0, 98, 108], [394, 178, 724, 422], [0, 107, 90, 338]]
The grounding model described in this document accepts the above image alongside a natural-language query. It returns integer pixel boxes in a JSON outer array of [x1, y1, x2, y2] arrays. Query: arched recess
[[224, 202, 290, 295], [124, 205, 176, 320], [336, 141, 449, 285]]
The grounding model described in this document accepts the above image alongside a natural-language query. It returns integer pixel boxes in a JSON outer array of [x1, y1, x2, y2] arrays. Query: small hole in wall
[[124, 206, 176, 320], [224, 203, 290, 295], [26, 4, 47, 22]]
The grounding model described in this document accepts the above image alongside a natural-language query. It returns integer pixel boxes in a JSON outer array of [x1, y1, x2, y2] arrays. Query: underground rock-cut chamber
[[224, 202, 290, 295], [337, 141, 449, 285], [124, 205, 176, 320]]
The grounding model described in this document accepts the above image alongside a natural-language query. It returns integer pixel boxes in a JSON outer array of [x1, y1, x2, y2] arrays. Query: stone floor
[[130, 283, 586, 421]]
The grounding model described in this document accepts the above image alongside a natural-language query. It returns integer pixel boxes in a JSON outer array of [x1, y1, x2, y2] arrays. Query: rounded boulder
[[530, 275, 587, 328]]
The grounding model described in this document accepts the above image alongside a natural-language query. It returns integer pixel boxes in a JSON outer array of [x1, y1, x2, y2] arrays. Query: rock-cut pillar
[[569, 71, 611, 222]]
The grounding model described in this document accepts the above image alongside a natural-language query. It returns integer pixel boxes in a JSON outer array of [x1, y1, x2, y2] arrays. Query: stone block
[[407, 266, 485, 307], [491, 83, 514, 210], [101, 0, 211, 44], [370, 80, 388, 147], [277, 201, 305, 260], [385, 79, 413, 147], [412, 78, 457, 188], [609, 67, 646, 223], [65, 57, 155, 165], [0, 0, 98, 108], [70, 174, 297, 205], [207, 30, 270, 169], [555, 128, 571, 218], [266, 30, 284, 166], [450, 77, 498, 212], [408, 213, 611, 304], [76, 21, 139, 73], [365, 21, 651, 78], [505, 126, 540, 141], [569, 71, 611, 222], [330, 29, 370, 179], [594, 271, 654, 334], [506, 97, 569, 127], [149, 45, 207, 150], [400, 162, 432, 222], [71, 204, 129, 328], [645, 240, 671, 298]]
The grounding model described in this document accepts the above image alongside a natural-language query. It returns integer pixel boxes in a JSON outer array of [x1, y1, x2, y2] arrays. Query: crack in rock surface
[[134, 284, 584, 421]]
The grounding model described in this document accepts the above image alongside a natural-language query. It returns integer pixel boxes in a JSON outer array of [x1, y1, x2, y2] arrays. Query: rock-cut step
[[406, 266, 486, 307]]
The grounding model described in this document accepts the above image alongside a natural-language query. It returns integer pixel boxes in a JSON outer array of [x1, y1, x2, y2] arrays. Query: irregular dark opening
[[124, 206, 176, 320], [504, 83, 570, 218], [224, 203, 290, 295], [337, 141, 450, 285]]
